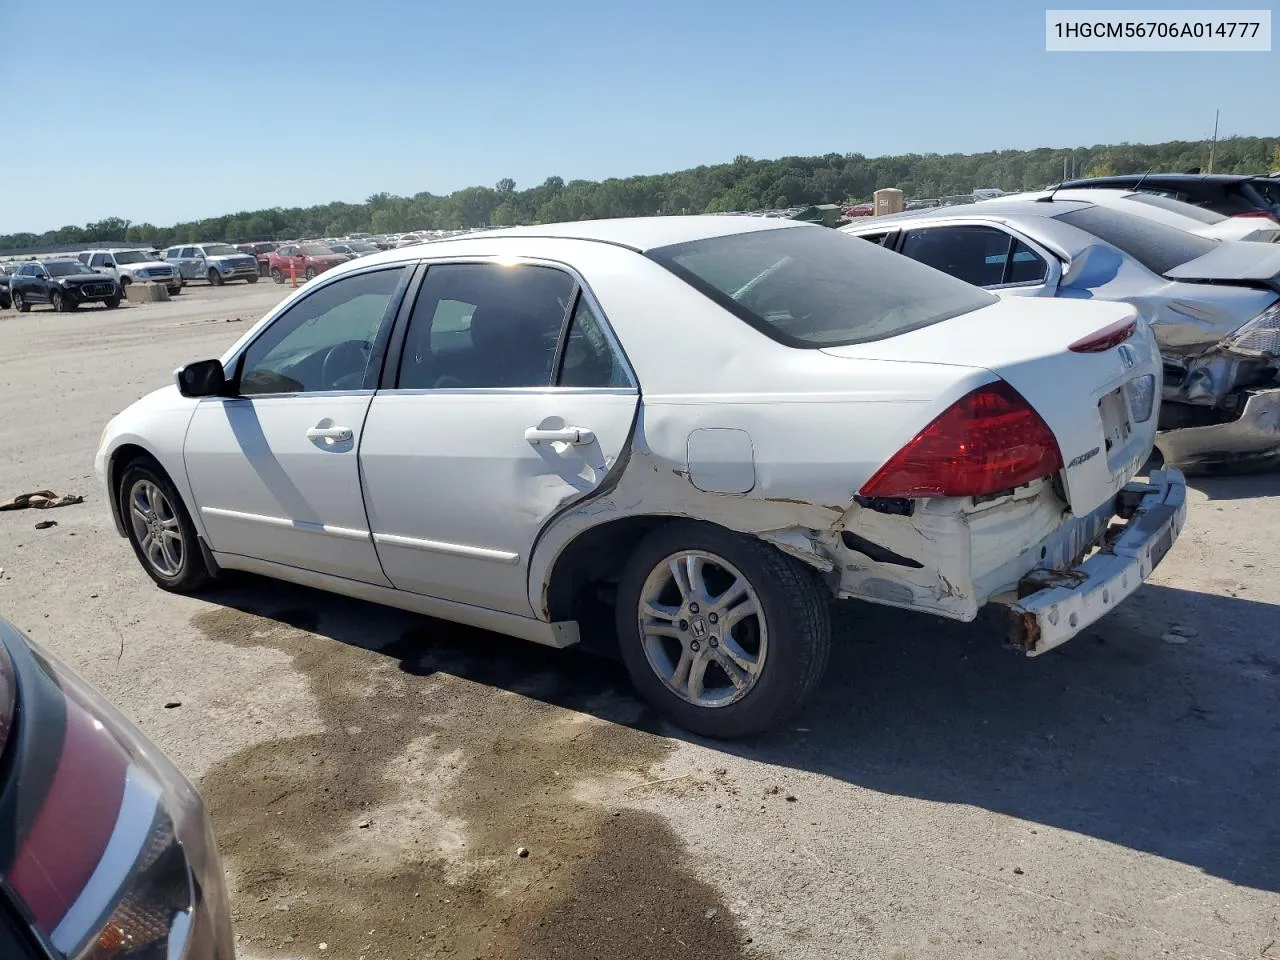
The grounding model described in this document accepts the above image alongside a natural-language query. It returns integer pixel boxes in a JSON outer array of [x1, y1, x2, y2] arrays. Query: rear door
[[183, 264, 412, 583], [359, 260, 639, 616], [176, 247, 198, 279]]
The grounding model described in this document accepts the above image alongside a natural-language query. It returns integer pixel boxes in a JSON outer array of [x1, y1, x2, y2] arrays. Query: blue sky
[[0, 0, 1274, 233]]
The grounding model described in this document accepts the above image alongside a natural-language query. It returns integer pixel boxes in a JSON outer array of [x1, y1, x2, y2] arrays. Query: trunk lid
[[1164, 240, 1280, 284], [822, 298, 1161, 516]]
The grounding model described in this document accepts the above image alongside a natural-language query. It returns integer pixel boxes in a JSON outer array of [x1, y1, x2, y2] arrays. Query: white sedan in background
[[96, 216, 1185, 738], [1000, 187, 1280, 243]]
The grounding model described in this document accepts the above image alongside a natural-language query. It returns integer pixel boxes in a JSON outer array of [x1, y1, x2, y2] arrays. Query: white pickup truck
[[79, 249, 183, 296]]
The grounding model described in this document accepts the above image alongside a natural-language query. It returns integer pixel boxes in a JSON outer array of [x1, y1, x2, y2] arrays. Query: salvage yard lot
[[0, 285, 1278, 959]]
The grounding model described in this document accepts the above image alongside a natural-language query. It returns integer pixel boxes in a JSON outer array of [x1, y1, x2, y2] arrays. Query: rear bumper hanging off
[[1004, 468, 1188, 656]]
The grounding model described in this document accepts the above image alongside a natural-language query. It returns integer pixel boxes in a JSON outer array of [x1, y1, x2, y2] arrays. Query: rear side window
[[1054, 206, 1218, 275], [397, 263, 576, 389], [648, 226, 996, 348], [900, 225, 1010, 287], [1125, 192, 1225, 224]]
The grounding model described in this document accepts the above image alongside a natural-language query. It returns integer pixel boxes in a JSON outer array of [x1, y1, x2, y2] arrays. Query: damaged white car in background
[[843, 195, 1280, 473], [96, 216, 1186, 738]]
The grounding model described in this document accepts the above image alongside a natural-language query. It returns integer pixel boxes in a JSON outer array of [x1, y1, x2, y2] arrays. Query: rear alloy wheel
[[12, 291, 29, 312], [119, 459, 211, 592], [304, 266, 316, 281], [270, 268, 284, 284], [615, 521, 831, 739], [207, 269, 224, 286]]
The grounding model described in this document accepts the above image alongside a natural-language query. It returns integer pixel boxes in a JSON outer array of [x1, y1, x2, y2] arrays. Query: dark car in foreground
[[9, 261, 121, 312], [0, 616, 234, 958], [0, 267, 12, 310], [1054, 173, 1280, 222]]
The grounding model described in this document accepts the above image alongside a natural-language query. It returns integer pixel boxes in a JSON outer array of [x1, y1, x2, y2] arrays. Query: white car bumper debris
[[1005, 468, 1187, 656]]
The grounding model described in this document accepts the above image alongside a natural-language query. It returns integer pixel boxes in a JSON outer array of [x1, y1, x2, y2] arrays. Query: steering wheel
[[322, 340, 370, 390]]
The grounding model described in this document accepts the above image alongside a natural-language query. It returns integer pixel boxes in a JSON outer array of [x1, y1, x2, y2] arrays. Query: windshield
[[46, 261, 96, 277], [1054, 206, 1219, 275], [648, 225, 997, 348], [301, 244, 335, 256], [202, 244, 239, 256], [1126, 192, 1225, 224], [113, 250, 152, 264], [349, 242, 378, 252]]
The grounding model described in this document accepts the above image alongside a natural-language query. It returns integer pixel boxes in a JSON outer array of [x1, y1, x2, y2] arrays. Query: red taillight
[[1068, 317, 1136, 353], [860, 381, 1064, 499]]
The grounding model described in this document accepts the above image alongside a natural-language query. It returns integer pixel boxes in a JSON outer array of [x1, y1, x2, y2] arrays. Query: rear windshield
[[1127, 192, 1225, 224], [647, 225, 997, 347], [1054, 206, 1218, 275]]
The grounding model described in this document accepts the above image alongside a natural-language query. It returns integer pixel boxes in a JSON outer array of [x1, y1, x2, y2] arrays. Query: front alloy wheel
[[118, 458, 211, 592], [128, 479, 184, 578]]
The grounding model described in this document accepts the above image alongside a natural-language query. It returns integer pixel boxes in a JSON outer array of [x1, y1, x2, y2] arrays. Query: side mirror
[[176, 359, 227, 398]]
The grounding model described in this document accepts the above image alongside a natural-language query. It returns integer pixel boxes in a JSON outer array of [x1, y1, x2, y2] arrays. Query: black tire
[[118, 456, 211, 593], [270, 268, 284, 284], [0, 294, 10, 310], [13, 291, 29, 312], [104, 296, 120, 309], [168, 286, 182, 296], [119, 276, 132, 287], [207, 269, 224, 287], [51, 290, 68, 312], [614, 520, 831, 739], [304, 266, 316, 281], [246, 274, 258, 284]]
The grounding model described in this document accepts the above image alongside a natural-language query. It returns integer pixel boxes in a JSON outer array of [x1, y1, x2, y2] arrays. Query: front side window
[[179, 247, 196, 259], [398, 263, 575, 389], [649, 226, 996, 348], [90, 253, 112, 267], [237, 267, 407, 396]]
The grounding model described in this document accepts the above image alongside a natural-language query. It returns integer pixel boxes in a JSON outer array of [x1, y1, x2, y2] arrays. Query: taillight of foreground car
[[1, 632, 234, 960], [860, 381, 1064, 499]]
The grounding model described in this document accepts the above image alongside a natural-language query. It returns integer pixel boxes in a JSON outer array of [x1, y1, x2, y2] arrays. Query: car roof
[[436, 215, 805, 252], [842, 194, 1094, 227], [1059, 173, 1255, 187]]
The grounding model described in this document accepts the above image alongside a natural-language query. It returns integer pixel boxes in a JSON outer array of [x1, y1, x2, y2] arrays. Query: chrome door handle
[[524, 426, 595, 445], [306, 426, 353, 442]]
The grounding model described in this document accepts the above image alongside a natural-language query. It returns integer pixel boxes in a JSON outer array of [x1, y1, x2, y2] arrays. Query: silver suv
[[78, 249, 183, 296], [162, 243, 260, 286]]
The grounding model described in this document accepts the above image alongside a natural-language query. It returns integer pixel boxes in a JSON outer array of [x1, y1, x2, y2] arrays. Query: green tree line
[[4, 137, 1277, 252]]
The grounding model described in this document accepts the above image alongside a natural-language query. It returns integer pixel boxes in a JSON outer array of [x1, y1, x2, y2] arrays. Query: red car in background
[[267, 243, 348, 283], [235, 242, 278, 277]]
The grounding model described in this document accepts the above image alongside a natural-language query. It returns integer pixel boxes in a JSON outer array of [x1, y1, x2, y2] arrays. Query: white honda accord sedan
[[96, 216, 1187, 738]]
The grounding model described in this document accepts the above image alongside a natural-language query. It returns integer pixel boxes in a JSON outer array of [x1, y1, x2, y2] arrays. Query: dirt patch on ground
[[193, 603, 756, 960]]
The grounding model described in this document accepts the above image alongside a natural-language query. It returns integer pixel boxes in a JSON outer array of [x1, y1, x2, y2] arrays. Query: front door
[[183, 264, 412, 584], [360, 261, 639, 616]]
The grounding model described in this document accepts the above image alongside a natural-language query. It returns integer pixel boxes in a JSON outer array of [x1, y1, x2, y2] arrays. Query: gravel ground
[[0, 283, 1277, 960]]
